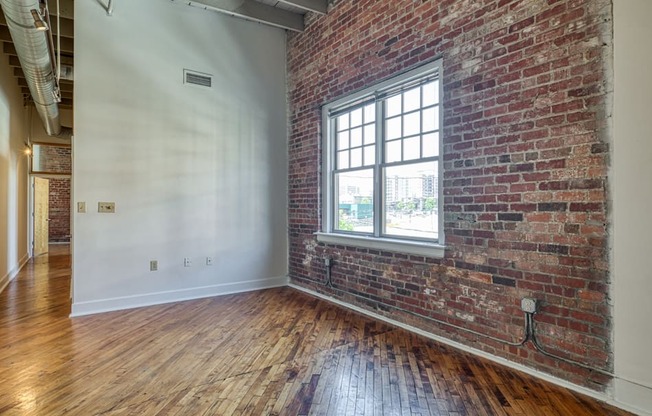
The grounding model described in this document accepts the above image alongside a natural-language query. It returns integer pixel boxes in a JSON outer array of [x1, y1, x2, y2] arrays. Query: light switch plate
[[77, 202, 86, 213], [98, 202, 115, 213]]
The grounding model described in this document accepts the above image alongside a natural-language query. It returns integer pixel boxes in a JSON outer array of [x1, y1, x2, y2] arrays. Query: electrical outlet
[[150, 260, 158, 271], [77, 202, 86, 213], [98, 202, 115, 213], [206, 257, 213, 266], [184, 257, 192, 267], [521, 297, 538, 314]]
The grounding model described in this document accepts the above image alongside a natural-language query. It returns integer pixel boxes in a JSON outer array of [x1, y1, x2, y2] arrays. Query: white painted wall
[[72, 0, 288, 315], [613, 1, 652, 414], [0, 51, 29, 293]]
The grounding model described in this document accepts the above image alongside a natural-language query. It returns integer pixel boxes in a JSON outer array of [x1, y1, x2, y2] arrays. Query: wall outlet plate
[[521, 297, 538, 314], [98, 202, 115, 213], [184, 257, 191, 267], [150, 260, 158, 271]]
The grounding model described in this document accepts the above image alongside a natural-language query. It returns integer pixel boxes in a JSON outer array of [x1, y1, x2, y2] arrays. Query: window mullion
[[330, 117, 338, 233], [373, 101, 383, 238]]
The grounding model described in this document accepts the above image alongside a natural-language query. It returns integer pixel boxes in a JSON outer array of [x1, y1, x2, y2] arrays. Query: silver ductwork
[[0, 0, 62, 136]]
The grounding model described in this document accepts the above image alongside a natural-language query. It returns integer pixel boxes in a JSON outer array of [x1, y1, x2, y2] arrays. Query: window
[[317, 61, 444, 258]]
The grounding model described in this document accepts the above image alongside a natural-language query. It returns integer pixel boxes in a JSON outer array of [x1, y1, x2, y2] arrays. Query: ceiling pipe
[[0, 0, 64, 137]]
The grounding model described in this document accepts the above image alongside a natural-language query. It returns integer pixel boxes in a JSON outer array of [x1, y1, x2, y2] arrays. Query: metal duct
[[0, 0, 62, 136]]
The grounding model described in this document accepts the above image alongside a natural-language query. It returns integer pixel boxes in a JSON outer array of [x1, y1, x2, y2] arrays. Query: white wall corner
[[0, 254, 30, 295], [614, 379, 652, 416]]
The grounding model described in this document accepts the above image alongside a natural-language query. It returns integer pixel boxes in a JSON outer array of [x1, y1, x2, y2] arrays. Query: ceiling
[[0, 0, 327, 118], [0, 0, 74, 110]]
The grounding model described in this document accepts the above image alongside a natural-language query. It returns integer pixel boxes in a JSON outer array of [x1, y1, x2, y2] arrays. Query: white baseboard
[[71, 275, 289, 317], [289, 284, 650, 416], [614, 379, 652, 416], [0, 253, 30, 295]]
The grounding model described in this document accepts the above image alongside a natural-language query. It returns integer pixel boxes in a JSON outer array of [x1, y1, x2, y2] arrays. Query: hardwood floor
[[0, 246, 632, 415]]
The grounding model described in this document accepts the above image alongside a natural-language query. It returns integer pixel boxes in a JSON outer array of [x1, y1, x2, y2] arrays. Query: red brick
[[287, 0, 612, 387]]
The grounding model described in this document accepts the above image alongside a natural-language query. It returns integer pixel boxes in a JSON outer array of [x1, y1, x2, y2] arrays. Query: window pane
[[350, 127, 363, 148], [422, 107, 437, 132], [386, 95, 402, 117], [338, 113, 349, 131], [364, 145, 375, 166], [31, 144, 71, 174], [423, 81, 439, 106], [364, 124, 375, 144], [403, 112, 421, 137], [403, 87, 421, 113], [337, 131, 350, 150], [351, 108, 363, 128], [423, 132, 440, 158], [386, 116, 402, 140], [364, 104, 375, 123], [384, 161, 438, 240], [385, 140, 401, 163], [403, 136, 421, 161], [350, 147, 363, 168], [337, 150, 349, 169], [335, 169, 374, 233]]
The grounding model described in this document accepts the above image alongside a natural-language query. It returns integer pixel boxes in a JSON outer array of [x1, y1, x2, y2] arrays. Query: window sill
[[315, 232, 445, 258]]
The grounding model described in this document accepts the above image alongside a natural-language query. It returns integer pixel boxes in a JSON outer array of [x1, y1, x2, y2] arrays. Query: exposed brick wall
[[49, 178, 70, 242], [287, 0, 612, 390], [37, 145, 71, 173]]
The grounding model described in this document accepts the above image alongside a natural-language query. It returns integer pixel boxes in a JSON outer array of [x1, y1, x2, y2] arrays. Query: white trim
[[0, 253, 30, 294], [70, 275, 289, 317], [289, 284, 650, 416], [321, 60, 445, 245], [614, 379, 652, 416], [315, 232, 445, 258]]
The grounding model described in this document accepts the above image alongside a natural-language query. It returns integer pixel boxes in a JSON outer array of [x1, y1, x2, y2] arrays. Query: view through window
[[328, 62, 442, 242]]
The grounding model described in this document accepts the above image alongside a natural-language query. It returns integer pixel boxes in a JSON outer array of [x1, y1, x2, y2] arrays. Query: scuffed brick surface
[[49, 178, 70, 242], [287, 0, 613, 389]]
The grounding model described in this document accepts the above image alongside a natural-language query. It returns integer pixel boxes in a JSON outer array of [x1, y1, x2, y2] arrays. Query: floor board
[[0, 245, 632, 415]]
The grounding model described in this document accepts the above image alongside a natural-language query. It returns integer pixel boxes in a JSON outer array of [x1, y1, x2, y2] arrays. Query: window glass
[[384, 161, 438, 239], [335, 169, 374, 233], [326, 63, 442, 242]]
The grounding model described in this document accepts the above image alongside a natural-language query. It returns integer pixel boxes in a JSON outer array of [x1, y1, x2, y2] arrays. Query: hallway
[[0, 248, 633, 415]]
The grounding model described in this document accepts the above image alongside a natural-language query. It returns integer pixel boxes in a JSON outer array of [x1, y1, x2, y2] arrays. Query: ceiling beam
[[47, 0, 74, 19], [9, 53, 73, 67], [0, 14, 74, 38], [275, 0, 327, 14], [18, 77, 73, 91], [22, 87, 72, 99], [177, 0, 305, 32], [1, 29, 74, 54]]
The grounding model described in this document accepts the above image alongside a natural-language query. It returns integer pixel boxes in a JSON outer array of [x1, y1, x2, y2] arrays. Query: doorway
[[33, 177, 49, 256], [29, 142, 72, 258]]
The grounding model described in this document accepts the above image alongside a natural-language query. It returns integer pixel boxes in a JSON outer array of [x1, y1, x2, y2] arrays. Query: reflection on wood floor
[[0, 245, 631, 415]]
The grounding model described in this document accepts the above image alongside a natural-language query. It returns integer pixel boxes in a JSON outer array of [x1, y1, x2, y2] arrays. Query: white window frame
[[316, 60, 445, 258]]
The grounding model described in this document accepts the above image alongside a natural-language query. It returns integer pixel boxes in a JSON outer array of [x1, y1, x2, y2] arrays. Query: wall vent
[[184, 70, 212, 88]]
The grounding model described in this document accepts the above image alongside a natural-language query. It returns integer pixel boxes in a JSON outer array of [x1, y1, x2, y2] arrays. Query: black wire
[[319, 264, 615, 377]]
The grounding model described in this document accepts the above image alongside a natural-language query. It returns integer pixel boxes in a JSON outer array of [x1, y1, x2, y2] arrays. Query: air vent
[[184, 70, 212, 88]]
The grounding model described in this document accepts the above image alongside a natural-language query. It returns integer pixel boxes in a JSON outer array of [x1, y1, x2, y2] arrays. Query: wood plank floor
[[0, 245, 632, 416]]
